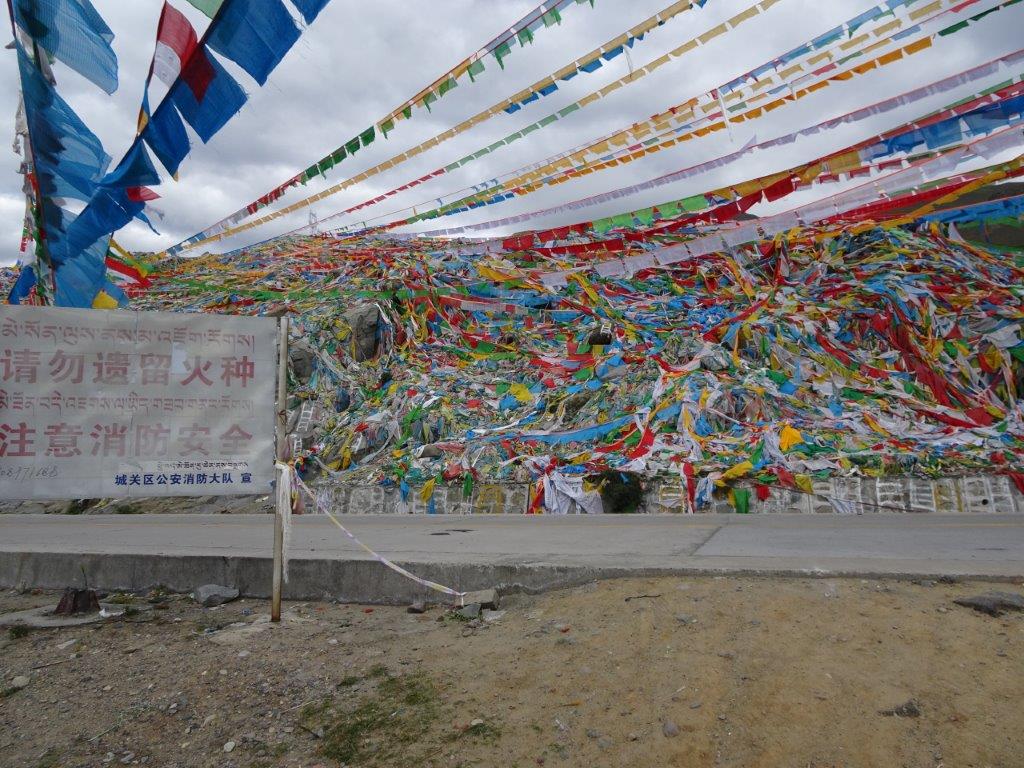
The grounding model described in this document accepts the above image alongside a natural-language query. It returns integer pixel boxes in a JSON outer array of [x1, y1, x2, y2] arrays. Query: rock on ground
[[193, 584, 240, 608]]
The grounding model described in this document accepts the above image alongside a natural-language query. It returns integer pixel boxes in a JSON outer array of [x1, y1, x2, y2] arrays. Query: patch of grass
[[113, 503, 142, 514], [105, 593, 135, 605], [301, 670, 442, 766], [8, 625, 29, 640], [338, 675, 361, 687], [367, 663, 389, 679], [1, 686, 18, 699]]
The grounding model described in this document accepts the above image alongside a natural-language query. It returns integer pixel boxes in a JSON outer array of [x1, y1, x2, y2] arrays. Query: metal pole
[[271, 316, 289, 622]]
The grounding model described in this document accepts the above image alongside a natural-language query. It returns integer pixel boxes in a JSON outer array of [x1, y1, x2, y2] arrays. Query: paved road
[[2, 513, 1023, 580]]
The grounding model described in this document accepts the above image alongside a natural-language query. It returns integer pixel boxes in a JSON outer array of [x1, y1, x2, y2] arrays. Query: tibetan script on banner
[[0, 305, 277, 499]]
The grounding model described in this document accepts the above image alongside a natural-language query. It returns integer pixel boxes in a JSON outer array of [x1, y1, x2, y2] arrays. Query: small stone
[[555, 624, 571, 633], [328, 638, 338, 645], [675, 614, 694, 624], [56, 639, 78, 650], [597, 737, 614, 750], [470, 718, 484, 727], [628, 732, 640, 741], [919, 580, 937, 588], [462, 588, 499, 610], [223, 741, 236, 753], [690, 701, 702, 709], [193, 584, 240, 608], [237, 650, 250, 658], [717, 714, 727, 721], [102, 685, 112, 692], [717, 651, 736, 660], [457, 603, 481, 620], [586, 729, 600, 740], [555, 636, 576, 646], [662, 720, 680, 738], [219, 669, 227, 676], [482, 610, 506, 622], [880, 699, 921, 718], [407, 601, 427, 614], [9, 675, 30, 690]]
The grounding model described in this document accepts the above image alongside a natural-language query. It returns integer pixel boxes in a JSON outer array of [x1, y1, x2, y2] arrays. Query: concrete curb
[[2, 550, 1020, 606]]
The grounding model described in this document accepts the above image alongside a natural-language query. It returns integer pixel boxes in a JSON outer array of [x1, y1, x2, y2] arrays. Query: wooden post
[[271, 316, 289, 622]]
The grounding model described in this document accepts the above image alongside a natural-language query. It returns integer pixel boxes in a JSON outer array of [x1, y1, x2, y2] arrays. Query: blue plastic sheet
[[12, 0, 118, 94], [208, 0, 301, 86]]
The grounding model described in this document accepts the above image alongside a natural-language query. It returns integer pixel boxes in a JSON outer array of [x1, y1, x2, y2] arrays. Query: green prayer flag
[[359, 127, 375, 146], [558, 102, 580, 118], [183, 0, 223, 18], [467, 59, 485, 81], [683, 195, 707, 212], [659, 201, 682, 218], [345, 137, 361, 155], [421, 91, 436, 111], [331, 147, 347, 163], [938, 20, 969, 35], [438, 77, 457, 97], [379, 119, 394, 137], [493, 41, 512, 69], [611, 213, 633, 229], [304, 163, 320, 180], [635, 208, 655, 226], [518, 27, 534, 46], [593, 217, 614, 234], [732, 488, 751, 514], [542, 8, 562, 26], [538, 114, 557, 127], [402, 105, 412, 119]]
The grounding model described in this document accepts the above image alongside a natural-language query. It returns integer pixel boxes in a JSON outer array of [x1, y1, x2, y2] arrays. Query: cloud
[[2, 0, 1021, 264]]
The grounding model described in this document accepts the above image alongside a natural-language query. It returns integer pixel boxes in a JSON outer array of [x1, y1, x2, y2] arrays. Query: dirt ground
[[1, 576, 1022, 768]]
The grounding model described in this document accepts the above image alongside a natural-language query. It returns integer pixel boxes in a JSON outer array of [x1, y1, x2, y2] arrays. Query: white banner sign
[[0, 305, 278, 500]]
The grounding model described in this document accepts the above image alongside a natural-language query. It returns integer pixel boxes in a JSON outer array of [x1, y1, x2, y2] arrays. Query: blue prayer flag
[[207, 0, 301, 86], [12, 0, 118, 94]]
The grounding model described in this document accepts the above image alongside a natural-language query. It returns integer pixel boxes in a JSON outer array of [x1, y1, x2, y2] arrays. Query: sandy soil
[[1, 576, 1022, 768]]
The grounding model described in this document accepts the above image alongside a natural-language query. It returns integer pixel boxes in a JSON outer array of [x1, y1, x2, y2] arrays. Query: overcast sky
[[2, 0, 1022, 264]]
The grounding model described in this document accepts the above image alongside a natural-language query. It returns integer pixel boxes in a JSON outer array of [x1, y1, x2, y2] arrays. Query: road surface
[[1, 513, 1022, 603]]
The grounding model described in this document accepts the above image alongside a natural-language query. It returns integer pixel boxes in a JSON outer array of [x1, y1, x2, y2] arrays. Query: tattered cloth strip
[[292, 471, 466, 600]]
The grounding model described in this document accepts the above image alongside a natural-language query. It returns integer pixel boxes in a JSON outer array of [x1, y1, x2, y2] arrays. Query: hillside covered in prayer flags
[[125, 215, 1024, 512]]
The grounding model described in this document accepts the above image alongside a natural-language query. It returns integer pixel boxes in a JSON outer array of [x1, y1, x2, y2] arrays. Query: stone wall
[[316, 474, 1023, 515], [316, 482, 531, 515], [641, 474, 1024, 515]]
